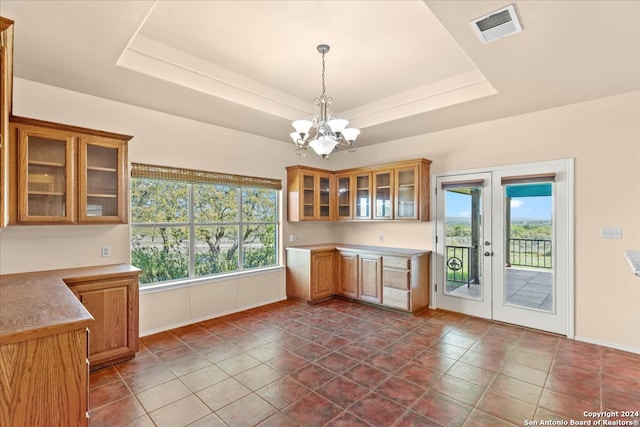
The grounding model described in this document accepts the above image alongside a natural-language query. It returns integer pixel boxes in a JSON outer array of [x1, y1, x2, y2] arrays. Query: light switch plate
[[600, 227, 622, 239]]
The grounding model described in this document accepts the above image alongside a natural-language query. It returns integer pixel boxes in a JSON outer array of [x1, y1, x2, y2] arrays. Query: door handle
[[484, 251, 494, 257]]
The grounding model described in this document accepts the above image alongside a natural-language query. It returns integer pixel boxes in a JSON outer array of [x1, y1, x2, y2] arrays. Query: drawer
[[383, 269, 410, 290], [383, 287, 410, 311], [383, 256, 410, 270]]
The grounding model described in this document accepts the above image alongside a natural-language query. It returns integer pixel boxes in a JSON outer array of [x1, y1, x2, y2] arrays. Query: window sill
[[139, 265, 285, 295]]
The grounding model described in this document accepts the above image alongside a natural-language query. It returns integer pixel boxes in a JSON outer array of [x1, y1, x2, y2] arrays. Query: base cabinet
[[337, 251, 359, 299], [359, 254, 382, 304], [286, 247, 336, 302], [67, 272, 140, 370], [287, 245, 430, 313], [0, 327, 89, 427]]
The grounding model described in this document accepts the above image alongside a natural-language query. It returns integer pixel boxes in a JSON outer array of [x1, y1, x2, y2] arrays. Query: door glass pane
[[355, 174, 370, 218], [504, 183, 553, 311], [375, 172, 391, 219], [27, 136, 67, 217], [338, 176, 350, 217], [397, 168, 415, 218], [86, 144, 118, 217], [444, 185, 483, 300], [319, 176, 331, 218], [303, 174, 314, 218]]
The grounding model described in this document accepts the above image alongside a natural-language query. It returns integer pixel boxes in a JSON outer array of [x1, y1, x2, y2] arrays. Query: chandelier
[[290, 44, 360, 159]]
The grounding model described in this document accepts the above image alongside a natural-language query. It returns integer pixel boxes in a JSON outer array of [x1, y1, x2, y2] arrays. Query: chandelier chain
[[321, 50, 326, 98]]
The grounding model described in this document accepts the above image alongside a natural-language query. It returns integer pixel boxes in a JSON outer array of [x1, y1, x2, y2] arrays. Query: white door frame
[[431, 159, 574, 338]]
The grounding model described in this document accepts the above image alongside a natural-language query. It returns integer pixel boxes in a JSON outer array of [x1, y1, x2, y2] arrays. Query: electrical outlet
[[101, 246, 111, 257], [378, 235, 384, 242]]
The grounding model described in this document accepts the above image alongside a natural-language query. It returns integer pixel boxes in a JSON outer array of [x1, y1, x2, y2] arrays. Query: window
[[130, 163, 281, 287]]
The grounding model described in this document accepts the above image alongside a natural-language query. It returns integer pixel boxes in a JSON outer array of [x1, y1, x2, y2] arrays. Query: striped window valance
[[131, 163, 282, 190]]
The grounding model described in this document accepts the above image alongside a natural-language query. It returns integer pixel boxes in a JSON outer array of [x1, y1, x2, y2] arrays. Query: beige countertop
[[285, 243, 431, 256], [0, 264, 141, 345]]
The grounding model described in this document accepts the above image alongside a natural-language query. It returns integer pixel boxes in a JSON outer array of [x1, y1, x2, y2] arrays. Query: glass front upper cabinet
[[354, 172, 371, 220], [317, 172, 333, 220], [373, 170, 393, 220], [18, 127, 75, 223], [13, 117, 131, 224], [78, 137, 127, 223], [395, 165, 419, 220], [336, 173, 352, 220]]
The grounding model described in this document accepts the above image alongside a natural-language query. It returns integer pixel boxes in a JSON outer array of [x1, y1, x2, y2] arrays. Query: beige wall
[[331, 91, 640, 351], [2, 78, 638, 350]]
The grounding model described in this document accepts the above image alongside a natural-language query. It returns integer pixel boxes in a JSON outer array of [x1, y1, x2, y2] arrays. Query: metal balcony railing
[[507, 238, 552, 269]]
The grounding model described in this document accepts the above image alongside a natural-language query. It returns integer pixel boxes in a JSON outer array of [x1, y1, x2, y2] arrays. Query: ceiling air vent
[[470, 4, 522, 44]]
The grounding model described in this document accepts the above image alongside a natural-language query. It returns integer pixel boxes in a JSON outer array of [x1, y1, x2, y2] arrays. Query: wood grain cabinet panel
[[0, 17, 14, 229], [0, 328, 89, 427], [359, 253, 382, 304], [286, 247, 335, 303], [337, 251, 359, 299], [68, 274, 139, 370]]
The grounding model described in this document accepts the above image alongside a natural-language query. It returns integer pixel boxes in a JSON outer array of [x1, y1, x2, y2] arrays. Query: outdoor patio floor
[[447, 268, 553, 310]]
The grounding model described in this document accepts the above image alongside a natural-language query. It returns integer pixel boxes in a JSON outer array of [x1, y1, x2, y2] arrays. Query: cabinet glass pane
[[319, 176, 331, 218], [303, 174, 314, 217], [86, 144, 119, 217], [27, 136, 67, 217], [338, 176, 350, 217], [355, 174, 370, 218], [397, 168, 416, 218], [375, 172, 392, 218]]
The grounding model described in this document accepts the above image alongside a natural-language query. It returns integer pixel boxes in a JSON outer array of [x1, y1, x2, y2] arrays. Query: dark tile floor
[[89, 299, 640, 427]]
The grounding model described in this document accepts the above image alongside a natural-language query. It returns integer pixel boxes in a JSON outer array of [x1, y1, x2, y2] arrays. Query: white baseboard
[[574, 335, 640, 355], [140, 296, 287, 337]]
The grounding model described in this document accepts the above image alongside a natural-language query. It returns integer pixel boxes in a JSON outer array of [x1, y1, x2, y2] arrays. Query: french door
[[434, 160, 573, 336]]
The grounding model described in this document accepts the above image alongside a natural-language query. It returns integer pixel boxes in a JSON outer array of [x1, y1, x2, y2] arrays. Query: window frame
[[130, 163, 281, 288]]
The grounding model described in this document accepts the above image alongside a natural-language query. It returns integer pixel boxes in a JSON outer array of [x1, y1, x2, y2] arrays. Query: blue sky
[[446, 192, 552, 220]]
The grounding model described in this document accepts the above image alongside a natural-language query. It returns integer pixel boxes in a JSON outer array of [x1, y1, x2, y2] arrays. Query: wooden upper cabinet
[[335, 173, 352, 220], [9, 116, 132, 225], [0, 17, 14, 229], [78, 136, 128, 223], [286, 165, 334, 221], [286, 158, 431, 223], [353, 172, 372, 220], [17, 126, 75, 223], [373, 169, 394, 220]]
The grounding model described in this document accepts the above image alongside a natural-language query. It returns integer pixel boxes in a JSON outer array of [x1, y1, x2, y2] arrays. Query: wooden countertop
[[0, 264, 141, 346], [285, 243, 431, 256]]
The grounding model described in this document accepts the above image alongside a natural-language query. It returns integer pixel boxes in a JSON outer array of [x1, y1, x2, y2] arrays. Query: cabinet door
[[336, 174, 352, 220], [17, 127, 75, 223], [311, 251, 335, 300], [70, 277, 139, 369], [354, 172, 371, 220], [395, 165, 419, 220], [337, 251, 359, 298], [78, 137, 127, 223], [359, 254, 382, 303], [373, 169, 393, 220], [317, 172, 333, 220], [300, 172, 316, 220]]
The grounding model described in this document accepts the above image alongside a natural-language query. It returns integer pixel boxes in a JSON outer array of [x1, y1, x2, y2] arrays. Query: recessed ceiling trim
[[118, 35, 315, 119], [343, 70, 497, 128]]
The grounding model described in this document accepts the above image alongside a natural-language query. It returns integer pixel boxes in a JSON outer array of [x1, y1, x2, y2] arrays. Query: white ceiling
[[1, 1, 639, 147]]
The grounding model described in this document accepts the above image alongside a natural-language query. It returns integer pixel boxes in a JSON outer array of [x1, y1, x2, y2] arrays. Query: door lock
[[484, 241, 491, 246], [484, 251, 494, 257]]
